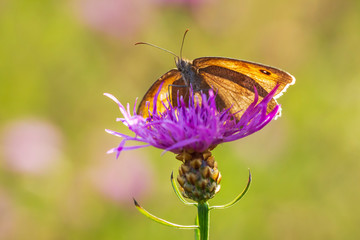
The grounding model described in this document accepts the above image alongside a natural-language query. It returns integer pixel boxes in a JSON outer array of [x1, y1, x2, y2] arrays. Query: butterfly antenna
[[180, 29, 189, 60], [135, 42, 177, 58]]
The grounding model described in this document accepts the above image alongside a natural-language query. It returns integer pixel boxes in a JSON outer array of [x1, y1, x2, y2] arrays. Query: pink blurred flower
[[1, 118, 63, 175], [74, 0, 153, 40], [155, 0, 207, 7], [89, 151, 154, 205]]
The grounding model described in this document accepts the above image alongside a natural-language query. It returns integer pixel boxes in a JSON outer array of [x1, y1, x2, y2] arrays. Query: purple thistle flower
[[105, 85, 280, 157]]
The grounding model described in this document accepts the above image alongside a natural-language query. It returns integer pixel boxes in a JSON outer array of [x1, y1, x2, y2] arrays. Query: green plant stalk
[[197, 202, 210, 240]]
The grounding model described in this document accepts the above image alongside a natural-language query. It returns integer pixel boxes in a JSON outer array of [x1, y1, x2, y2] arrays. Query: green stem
[[197, 202, 210, 240]]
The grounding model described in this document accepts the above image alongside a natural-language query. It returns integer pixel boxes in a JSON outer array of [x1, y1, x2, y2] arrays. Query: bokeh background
[[1, 0, 360, 239]]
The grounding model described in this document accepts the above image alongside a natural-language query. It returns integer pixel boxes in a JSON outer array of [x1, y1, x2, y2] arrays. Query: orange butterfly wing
[[193, 57, 295, 96], [137, 69, 184, 118], [193, 57, 295, 118]]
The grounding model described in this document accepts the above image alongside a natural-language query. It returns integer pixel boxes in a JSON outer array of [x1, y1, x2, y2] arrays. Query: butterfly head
[[175, 57, 192, 73]]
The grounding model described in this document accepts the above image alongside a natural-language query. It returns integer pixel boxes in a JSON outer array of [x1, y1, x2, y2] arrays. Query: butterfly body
[[174, 57, 203, 93]]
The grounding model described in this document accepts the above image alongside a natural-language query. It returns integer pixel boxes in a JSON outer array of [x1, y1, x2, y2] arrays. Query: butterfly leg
[[168, 84, 188, 98]]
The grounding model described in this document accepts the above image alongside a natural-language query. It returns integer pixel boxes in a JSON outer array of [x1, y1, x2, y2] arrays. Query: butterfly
[[136, 30, 295, 121]]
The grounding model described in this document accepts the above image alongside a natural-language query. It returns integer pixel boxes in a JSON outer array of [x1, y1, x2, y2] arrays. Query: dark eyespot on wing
[[260, 69, 271, 75]]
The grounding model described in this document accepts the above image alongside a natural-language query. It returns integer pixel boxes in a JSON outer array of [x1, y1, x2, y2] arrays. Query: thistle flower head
[[105, 84, 280, 158]]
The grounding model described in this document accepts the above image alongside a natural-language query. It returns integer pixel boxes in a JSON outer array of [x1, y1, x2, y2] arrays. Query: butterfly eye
[[260, 69, 271, 75]]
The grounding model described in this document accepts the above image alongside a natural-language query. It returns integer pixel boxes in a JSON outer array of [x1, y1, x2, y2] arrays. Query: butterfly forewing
[[193, 57, 295, 98], [137, 69, 183, 118]]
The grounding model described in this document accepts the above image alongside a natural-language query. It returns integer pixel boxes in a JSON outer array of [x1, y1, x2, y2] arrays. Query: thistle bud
[[176, 150, 221, 203]]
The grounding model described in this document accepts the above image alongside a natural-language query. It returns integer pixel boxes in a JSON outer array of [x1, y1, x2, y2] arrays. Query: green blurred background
[[1, 0, 360, 239]]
